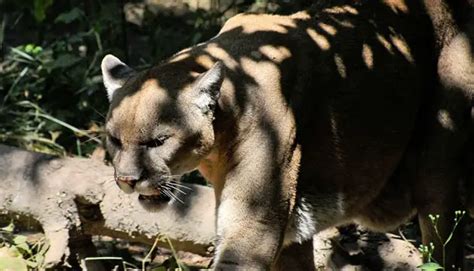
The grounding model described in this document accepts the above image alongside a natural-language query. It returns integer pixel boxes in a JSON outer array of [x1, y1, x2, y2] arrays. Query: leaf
[[10, 47, 35, 62], [417, 262, 444, 271], [13, 235, 31, 255], [32, 46, 43, 55], [13, 235, 27, 246], [0, 16, 5, 49], [1, 223, 14, 233], [0, 256, 28, 271], [49, 131, 61, 142], [24, 259, 38, 268], [24, 44, 35, 53], [33, 254, 44, 267], [33, 0, 54, 22], [52, 54, 81, 69], [37, 240, 49, 256], [14, 243, 31, 255], [55, 8, 84, 24], [23, 44, 43, 56]]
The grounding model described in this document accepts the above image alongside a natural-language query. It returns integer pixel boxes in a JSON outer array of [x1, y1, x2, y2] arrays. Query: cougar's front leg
[[212, 138, 296, 270], [213, 174, 289, 270]]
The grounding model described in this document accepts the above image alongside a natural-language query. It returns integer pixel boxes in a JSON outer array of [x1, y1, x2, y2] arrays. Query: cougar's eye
[[142, 135, 170, 148], [108, 135, 122, 147]]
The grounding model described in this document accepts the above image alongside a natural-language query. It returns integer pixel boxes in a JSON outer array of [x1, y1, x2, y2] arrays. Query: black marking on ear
[[101, 54, 135, 101], [193, 61, 225, 114], [196, 62, 225, 97]]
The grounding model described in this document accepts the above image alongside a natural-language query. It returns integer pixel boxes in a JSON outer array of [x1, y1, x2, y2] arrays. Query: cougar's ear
[[101, 54, 135, 101], [193, 61, 225, 113]]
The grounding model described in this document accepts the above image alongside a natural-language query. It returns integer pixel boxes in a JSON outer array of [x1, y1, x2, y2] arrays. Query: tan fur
[[102, 1, 474, 269]]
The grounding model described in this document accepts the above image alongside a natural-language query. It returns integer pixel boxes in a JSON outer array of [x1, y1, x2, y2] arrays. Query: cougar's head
[[101, 54, 224, 209]]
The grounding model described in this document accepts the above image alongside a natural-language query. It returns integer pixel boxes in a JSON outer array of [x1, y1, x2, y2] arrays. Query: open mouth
[[136, 178, 189, 207], [138, 192, 171, 204]]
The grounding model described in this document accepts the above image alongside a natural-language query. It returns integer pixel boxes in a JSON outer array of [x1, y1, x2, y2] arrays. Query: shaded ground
[[315, 220, 474, 271], [13, 218, 474, 270], [91, 236, 212, 270], [314, 225, 422, 271]]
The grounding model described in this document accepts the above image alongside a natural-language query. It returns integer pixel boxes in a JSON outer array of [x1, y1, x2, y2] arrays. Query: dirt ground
[[313, 221, 474, 271], [84, 221, 474, 270], [19, 220, 474, 270]]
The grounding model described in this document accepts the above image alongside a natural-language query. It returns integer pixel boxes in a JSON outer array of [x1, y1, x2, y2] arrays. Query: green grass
[[418, 210, 466, 271]]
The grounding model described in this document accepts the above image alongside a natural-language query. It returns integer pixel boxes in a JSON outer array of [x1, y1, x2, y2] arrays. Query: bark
[[0, 144, 424, 270], [0, 144, 216, 268]]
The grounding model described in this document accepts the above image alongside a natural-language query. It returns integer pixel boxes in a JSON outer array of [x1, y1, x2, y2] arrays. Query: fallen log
[[0, 144, 215, 268], [0, 144, 423, 270]]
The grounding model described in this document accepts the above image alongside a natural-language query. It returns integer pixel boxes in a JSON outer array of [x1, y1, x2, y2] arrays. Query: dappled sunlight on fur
[[101, 0, 474, 269]]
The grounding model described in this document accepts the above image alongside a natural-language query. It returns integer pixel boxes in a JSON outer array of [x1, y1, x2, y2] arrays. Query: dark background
[[0, 0, 313, 157]]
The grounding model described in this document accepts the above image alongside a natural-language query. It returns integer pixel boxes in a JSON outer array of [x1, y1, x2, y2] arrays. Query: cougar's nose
[[115, 174, 140, 194], [116, 175, 139, 186]]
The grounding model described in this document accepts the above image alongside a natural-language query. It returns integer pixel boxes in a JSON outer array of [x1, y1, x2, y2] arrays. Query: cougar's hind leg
[[415, 106, 469, 269]]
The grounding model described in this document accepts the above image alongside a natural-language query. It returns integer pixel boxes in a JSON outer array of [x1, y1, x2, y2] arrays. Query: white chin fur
[[134, 181, 159, 196]]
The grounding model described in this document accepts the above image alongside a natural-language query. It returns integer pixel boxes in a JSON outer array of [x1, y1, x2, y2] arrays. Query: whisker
[[164, 181, 187, 188], [162, 186, 184, 204], [166, 181, 192, 190], [167, 185, 190, 194], [162, 183, 187, 195], [161, 174, 183, 179], [162, 188, 184, 204], [161, 187, 173, 197], [173, 194, 184, 204], [172, 187, 187, 195]]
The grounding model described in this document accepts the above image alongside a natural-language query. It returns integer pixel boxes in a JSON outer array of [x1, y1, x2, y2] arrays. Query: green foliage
[[54, 7, 84, 24], [418, 243, 441, 270], [1, 41, 104, 155], [0, 2, 119, 156], [33, 0, 54, 22], [0, 0, 234, 156], [0, 222, 49, 270], [418, 262, 444, 271], [417, 211, 466, 270], [0, 0, 315, 156]]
